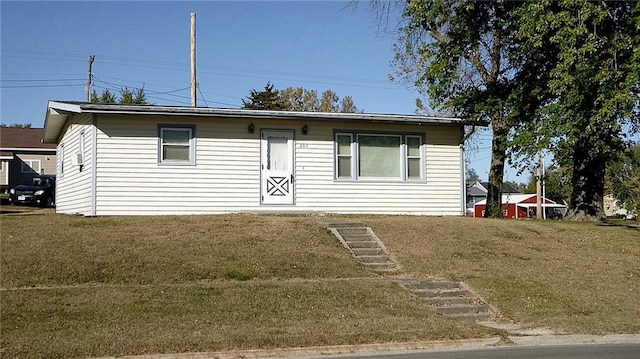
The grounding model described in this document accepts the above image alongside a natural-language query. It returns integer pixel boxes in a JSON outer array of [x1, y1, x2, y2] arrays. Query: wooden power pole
[[536, 149, 543, 219], [191, 12, 197, 107], [86, 55, 95, 102]]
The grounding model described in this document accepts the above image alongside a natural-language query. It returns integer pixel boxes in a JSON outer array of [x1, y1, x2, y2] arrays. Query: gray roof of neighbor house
[[0, 127, 56, 152], [467, 181, 521, 196], [43, 101, 488, 143]]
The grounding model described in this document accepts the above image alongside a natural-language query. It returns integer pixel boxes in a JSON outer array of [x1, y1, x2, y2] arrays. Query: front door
[[261, 130, 294, 205]]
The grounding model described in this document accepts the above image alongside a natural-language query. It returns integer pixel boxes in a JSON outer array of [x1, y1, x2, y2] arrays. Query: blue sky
[[1, 0, 511, 182]]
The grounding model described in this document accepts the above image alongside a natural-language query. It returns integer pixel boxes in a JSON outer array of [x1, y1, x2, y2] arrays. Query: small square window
[[158, 125, 196, 165]]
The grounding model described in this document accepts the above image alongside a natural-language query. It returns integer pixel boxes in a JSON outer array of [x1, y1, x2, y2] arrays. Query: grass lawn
[[351, 216, 640, 334], [1, 213, 493, 359], [1, 212, 638, 358]]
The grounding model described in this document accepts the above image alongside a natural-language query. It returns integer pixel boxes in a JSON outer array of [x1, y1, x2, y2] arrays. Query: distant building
[[0, 127, 57, 193], [466, 180, 521, 213], [474, 193, 567, 219]]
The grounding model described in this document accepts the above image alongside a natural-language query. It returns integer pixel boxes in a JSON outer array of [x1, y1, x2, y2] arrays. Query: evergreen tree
[[242, 82, 285, 110], [91, 87, 148, 105]]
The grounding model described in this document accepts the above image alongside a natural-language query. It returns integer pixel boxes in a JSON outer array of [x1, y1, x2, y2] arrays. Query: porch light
[[302, 124, 308, 135], [247, 123, 255, 134]]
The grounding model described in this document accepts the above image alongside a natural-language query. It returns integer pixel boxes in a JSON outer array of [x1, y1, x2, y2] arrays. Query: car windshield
[[32, 177, 51, 186]]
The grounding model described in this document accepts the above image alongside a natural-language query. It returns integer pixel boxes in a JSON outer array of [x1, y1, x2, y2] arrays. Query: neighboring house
[[466, 180, 521, 212], [43, 101, 481, 216], [0, 127, 57, 193], [603, 194, 635, 218], [474, 193, 567, 219]]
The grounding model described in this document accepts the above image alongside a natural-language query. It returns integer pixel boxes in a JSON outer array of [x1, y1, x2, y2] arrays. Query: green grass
[[0, 213, 494, 359], [1, 212, 639, 358], [349, 216, 640, 334]]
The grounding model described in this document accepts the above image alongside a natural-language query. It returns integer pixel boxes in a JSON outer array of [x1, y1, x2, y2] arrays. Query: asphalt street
[[319, 344, 640, 359]]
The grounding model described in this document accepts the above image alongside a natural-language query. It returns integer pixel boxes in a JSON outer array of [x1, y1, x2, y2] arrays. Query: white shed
[[43, 101, 475, 216]]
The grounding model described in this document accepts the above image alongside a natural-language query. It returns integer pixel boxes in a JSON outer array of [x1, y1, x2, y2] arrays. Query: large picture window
[[158, 125, 196, 165], [334, 131, 425, 181]]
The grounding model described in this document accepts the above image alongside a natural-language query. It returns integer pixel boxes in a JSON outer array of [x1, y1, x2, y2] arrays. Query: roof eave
[[76, 103, 470, 126], [42, 101, 82, 143]]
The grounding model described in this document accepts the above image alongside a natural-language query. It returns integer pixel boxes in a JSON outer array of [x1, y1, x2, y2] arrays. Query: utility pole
[[542, 155, 546, 219], [190, 12, 197, 107], [86, 55, 95, 102], [536, 149, 543, 219]]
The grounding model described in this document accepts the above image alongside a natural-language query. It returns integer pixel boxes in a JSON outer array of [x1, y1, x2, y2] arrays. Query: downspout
[[461, 143, 466, 215], [460, 124, 476, 216], [91, 114, 98, 216]]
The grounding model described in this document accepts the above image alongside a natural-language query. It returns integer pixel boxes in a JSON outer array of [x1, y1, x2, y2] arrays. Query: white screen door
[[261, 130, 294, 205]]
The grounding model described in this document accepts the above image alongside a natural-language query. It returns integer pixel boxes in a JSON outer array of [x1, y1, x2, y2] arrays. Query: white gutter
[[0, 147, 56, 152]]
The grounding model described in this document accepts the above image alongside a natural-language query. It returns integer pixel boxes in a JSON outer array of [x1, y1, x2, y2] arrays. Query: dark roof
[[43, 100, 489, 143], [0, 127, 56, 150], [479, 181, 521, 194]]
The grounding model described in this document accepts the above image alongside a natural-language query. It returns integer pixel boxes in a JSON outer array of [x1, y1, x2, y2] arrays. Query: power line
[[197, 84, 209, 107], [1, 78, 84, 82], [0, 83, 84, 89]]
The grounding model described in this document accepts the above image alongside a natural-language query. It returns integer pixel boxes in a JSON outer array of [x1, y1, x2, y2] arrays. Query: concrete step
[[396, 278, 497, 322], [344, 234, 376, 242], [322, 221, 366, 229], [399, 280, 462, 290], [345, 241, 380, 249], [433, 304, 492, 315], [351, 248, 384, 256], [411, 288, 472, 298], [421, 296, 485, 306], [337, 228, 370, 236]]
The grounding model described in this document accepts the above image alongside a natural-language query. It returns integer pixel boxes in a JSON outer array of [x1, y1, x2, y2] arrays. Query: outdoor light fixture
[[247, 123, 255, 134], [302, 124, 309, 135]]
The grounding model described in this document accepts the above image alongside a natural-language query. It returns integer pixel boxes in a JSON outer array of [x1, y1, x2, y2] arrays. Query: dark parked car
[[9, 175, 56, 207]]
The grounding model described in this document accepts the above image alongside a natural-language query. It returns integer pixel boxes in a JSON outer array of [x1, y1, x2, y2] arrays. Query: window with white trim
[[158, 125, 196, 165], [334, 131, 425, 181], [21, 159, 41, 174], [336, 134, 353, 178]]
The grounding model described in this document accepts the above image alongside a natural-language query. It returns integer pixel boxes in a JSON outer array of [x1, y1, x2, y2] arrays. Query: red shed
[[474, 194, 567, 219]]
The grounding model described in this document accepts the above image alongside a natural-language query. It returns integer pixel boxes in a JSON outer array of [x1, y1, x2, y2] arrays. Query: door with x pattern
[[261, 130, 294, 205]]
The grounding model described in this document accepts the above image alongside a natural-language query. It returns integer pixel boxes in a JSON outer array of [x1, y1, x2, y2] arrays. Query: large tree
[[515, 0, 640, 220], [388, 0, 533, 217]]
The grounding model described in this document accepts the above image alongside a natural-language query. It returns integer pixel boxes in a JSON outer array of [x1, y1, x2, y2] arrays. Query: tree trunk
[[566, 138, 606, 221], [484, 122, 509, 218]]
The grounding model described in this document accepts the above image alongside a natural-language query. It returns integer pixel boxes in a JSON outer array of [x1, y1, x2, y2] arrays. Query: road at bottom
[[319, 344, 640, 359]]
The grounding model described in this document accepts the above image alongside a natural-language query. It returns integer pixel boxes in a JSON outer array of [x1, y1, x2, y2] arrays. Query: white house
[[43, 101, 477, 216]]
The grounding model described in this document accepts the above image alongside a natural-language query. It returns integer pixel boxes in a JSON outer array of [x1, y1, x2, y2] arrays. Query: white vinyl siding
[[54, 114, 94, 215], [93, 116, 259, 215], [56, 114, 463, 216]]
